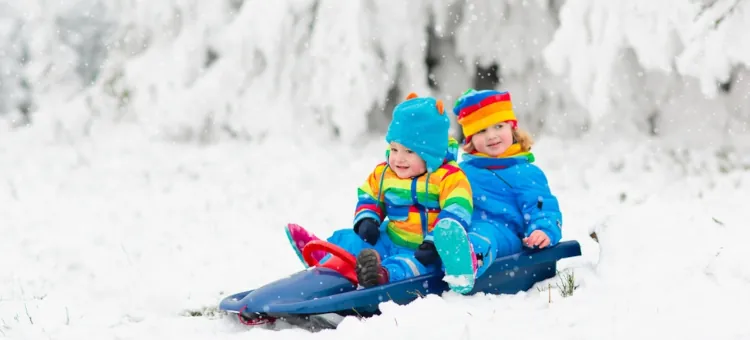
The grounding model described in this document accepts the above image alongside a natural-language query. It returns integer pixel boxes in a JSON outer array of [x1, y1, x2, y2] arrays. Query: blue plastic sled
[[219, 240, 581, 330]]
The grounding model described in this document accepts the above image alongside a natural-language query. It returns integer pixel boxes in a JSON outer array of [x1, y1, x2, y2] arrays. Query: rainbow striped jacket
[[353, 138, 474, 249]]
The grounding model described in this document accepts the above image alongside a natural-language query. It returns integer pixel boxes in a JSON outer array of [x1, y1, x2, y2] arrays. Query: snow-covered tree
[[1, 0, 748, 146], [0, 5, 32, 126]]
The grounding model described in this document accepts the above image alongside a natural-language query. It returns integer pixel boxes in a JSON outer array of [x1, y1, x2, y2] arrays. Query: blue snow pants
[[322, 228, 440, 283], [468, 221, 522, 278]]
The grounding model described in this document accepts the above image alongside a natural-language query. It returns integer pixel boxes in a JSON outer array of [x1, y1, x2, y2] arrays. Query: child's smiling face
[[388, 142, 427, 178], [471, 122, 514, 156]]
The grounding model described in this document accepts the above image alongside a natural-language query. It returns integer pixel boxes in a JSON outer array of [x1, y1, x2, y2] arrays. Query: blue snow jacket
[[459, 151, 563, 248]]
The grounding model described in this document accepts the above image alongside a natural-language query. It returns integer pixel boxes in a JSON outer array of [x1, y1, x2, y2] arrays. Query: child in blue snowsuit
[[286, 92, 477, 294], [452, 89, 563, 278]]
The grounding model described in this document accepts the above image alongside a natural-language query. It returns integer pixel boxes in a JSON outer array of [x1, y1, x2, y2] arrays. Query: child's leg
[[433, 219, 476, 294], [467, 221, 494, 278], [356, 237, 437, 287], [493, 225, 523, 257], [381, 253, 439, 282], [468, 222, 522, 278], [320, 228, 388, 265]]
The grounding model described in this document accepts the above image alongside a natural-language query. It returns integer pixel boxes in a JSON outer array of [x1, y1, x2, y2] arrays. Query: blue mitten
[[354, 218, 380, 246], [414, 241, 439, 265]]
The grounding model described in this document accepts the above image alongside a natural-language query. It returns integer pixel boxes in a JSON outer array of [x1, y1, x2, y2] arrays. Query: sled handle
[[302, 240, 359, 284]]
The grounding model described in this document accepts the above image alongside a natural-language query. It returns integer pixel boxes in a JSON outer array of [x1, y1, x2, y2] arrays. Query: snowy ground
[[2, 126, 750, 340]]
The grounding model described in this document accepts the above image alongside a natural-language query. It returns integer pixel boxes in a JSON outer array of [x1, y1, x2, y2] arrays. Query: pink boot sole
[[285, 223, 324, 267], [470, 243, 479, 275]]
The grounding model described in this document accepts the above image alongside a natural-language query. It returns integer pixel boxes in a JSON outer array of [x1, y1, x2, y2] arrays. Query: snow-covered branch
[[1, 0, 748, 144]]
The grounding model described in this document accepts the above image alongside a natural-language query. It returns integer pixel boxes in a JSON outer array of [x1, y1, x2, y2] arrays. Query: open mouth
[[394, 165, 410, 171]]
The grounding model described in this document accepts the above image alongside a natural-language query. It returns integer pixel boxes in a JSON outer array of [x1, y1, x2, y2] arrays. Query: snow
[[3, 125, 750, 339], [442, 274, 472, 287], [2, 0, 750, 339], [544, 0, 750, 136]]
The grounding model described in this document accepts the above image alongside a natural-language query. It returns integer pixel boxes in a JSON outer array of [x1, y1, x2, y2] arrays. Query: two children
[[286, 93, 477, 294], [285, 88, 563, 293], [452, 89, 563, 278]]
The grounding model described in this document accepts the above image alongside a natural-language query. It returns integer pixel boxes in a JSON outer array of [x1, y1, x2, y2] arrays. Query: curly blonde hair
[[462, 127, 534, 154]]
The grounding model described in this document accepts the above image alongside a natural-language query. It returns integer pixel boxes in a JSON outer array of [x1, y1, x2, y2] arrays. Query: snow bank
[[2, 130, 749, 340]]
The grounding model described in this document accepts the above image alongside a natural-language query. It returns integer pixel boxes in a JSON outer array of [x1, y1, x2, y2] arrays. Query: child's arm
[[514, 165, 563, 247], [353, 163, 388, 226], [432, 165, 474, 241]]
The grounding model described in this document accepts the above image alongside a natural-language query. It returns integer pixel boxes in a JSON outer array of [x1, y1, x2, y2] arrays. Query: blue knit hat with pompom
[[385, 92, 449, 173]]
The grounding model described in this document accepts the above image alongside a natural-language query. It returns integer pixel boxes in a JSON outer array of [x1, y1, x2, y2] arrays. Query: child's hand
[[414, 241, 439, 265], [523, 230, 550, 249], [354, 218, 381, 246]]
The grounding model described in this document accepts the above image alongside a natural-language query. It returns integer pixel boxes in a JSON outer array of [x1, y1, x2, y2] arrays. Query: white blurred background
[[2, 0, 748, 146], [2, 1, 749, 339]]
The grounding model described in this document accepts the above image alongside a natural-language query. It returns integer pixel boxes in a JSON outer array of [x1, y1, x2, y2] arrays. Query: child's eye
[[390, 147, 398, 152], [476, 129, 486, 134], [494, 123, 504, 129], [406, 149, 414, 154]]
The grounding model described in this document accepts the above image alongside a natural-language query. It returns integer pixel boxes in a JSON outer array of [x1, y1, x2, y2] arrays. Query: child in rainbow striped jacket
[[286, 92, 478, 294], [452, 89, 563, 279]]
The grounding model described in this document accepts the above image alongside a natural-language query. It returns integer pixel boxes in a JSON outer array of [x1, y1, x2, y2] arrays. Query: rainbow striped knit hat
[[452, 89, 517, 143]]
